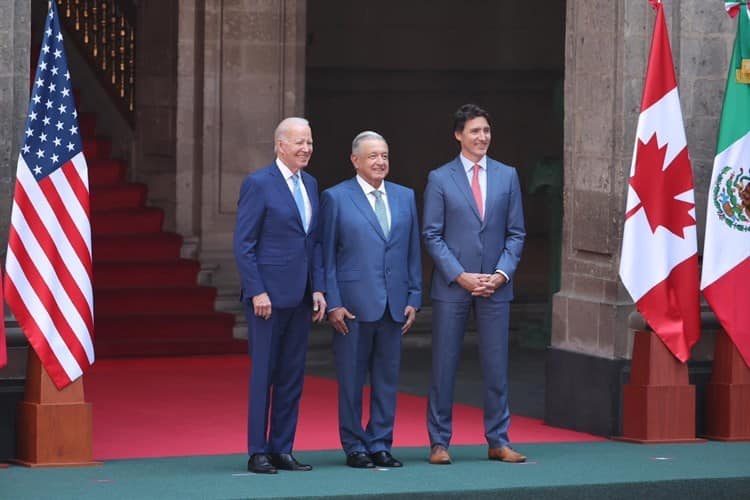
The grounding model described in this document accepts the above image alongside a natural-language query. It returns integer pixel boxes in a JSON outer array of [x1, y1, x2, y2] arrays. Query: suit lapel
[[482, 161, 499, 230], [449, 158, 482, 222], [346, 177, 388, 241], [301, 170, 317, 232], [384, 181, 400, 241]]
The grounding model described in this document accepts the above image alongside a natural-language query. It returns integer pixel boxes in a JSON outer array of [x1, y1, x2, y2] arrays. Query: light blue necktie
[[291, 174, 308, 232], [372, 190, 389, 238]]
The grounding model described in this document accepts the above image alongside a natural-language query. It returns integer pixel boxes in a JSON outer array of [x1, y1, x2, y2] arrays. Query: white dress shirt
[[458, 154, 509, 282], [276, 158, 312, 230], [356, 174, 391, 230]]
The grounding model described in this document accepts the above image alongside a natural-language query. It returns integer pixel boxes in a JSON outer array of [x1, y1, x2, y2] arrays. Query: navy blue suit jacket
[[422, 156, 525, 303], [233, 162, 324, 308], [321, 177, 422, 323]]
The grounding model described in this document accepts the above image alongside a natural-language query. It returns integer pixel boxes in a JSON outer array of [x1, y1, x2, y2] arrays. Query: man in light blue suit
[[321, 131, 422, 469], [234, 117, 327, 474], [423, 104, 527, 465]]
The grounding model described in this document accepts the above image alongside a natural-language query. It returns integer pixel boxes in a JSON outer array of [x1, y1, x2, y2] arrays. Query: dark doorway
[[306, 0, 566, 351]]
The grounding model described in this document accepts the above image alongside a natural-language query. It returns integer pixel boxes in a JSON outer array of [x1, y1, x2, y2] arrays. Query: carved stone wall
[[0, 0, 30, 255], [554, 0, 733, 361], [176, 0, 307, 318], [547, 0, 735, 435]]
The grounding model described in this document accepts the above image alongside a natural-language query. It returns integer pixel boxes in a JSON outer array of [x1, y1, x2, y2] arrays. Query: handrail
[[56, 0, 136, 125]]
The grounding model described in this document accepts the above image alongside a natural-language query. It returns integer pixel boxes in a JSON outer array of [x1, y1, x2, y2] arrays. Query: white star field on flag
[[22, 6, 82, 181]]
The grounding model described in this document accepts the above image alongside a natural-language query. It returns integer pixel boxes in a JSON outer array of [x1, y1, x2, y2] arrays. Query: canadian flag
[[619, 0, 701, 362]]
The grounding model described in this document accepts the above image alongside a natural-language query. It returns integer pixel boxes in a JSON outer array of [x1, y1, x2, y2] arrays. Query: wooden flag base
[[13, 350, 100, 467], [615, 331, 703, 443], [703, 329, 750, 441]]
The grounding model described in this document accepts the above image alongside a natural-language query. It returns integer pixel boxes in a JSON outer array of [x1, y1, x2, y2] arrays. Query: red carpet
[[86, 355, 603, 460], [82, 112, 243, 358]]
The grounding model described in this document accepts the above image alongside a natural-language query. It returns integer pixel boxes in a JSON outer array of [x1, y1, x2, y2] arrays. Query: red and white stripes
[[4, 153, 94, 389]]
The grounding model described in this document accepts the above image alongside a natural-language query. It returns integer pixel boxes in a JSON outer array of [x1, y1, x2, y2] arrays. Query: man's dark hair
[[453, 104, 491, 133]]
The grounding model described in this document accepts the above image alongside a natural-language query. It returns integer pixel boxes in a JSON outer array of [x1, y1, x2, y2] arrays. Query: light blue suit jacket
[[321, 177, 422, 323], [422, 156, 525, 303], [233, 162, 324, 308]]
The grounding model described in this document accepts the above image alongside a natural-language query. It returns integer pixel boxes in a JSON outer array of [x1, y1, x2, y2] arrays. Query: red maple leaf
[[626, 134, 695, 238]]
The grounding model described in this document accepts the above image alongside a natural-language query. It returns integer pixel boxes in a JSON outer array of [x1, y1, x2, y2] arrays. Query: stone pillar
[[176, 0, 307, 330], [0, 0, 30, 461], [548, 0, 732, 436], [0, 0, 30, 250], [133, 0, 179, 230]]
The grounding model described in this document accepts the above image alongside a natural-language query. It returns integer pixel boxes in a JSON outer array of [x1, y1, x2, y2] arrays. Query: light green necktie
[[372, 190, 389, 237]]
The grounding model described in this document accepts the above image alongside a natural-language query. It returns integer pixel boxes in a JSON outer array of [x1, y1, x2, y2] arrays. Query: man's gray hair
[[352, 130, 386, 154], [274, 117, 310, 153]]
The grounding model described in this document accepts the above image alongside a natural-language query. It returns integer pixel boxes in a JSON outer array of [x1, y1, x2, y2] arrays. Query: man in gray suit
[[321, 131, 422, 469], [422, 104, 526, 464]]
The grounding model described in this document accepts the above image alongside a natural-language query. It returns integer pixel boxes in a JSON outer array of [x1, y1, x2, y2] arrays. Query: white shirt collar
[[276, 158, 299, 180], [356, 174, 387, 196], [459, 154, 487, 172]]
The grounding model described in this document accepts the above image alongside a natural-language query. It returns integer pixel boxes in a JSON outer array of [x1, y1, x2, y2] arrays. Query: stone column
[[0, 0, 30, 250], [0, 0, 30, 462], [548, 0, 733, 436], [176, 0, 307, 331]]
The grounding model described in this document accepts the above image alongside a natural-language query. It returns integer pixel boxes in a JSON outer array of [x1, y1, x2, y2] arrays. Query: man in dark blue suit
[[321, 131, 422, 469], [233, 117, 327, 474], [423, 104, 527, 465]]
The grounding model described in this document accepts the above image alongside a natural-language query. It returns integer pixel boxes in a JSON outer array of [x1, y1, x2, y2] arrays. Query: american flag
[[0, 267, 6, 369], [3, 1, 94, 389]]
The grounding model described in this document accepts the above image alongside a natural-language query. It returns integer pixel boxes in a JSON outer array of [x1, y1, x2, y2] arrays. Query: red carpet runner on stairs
[[83, 114, 244, 357], [86, 356, 603, 460]]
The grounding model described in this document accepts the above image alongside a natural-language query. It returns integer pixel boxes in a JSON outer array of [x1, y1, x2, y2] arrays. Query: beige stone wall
[[176, 0, 307, 317], [553, 0, 735, 360], [0, 0, 30, 253]]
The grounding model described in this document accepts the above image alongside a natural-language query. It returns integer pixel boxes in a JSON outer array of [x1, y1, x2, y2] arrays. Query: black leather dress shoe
[[370, 451, 403, 468], [248, 453, 278, 474], [269, 453, 313, 471], [346, 451, 375, 468]]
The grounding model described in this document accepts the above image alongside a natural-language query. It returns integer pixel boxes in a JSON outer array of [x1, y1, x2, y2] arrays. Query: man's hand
[[455, 272, 487, 293], [472, 273, 507, 297], [401, 306, 417, 334], [312, 292, 327, 323], [329, 307, 356, 334], [252, 292, 272, 320]]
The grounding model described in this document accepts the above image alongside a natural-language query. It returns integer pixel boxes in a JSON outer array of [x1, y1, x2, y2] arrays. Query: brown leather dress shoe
[[429, 445, 452, 465], [488, 446, 527, 463]]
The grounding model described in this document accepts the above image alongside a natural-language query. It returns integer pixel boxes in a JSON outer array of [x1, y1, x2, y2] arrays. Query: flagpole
[[616, 0, 702, 444], [6, 0, 99, 468]]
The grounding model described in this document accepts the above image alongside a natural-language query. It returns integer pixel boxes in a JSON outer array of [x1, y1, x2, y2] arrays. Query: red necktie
[[471, 164, 483, 220]]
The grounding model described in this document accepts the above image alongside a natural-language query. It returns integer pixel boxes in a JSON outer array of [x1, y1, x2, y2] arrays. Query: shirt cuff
[[495, 270, 510, 282]]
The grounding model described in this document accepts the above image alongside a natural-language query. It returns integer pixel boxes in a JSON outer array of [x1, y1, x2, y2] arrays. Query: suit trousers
[[427, 298, 511, 449], [333, 310, 402, 454], [245, 301, 310, 455]]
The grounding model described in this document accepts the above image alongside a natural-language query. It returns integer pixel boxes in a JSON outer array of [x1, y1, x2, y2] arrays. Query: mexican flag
[[701, 2, 750, 368], [619, 0, 701, 363]]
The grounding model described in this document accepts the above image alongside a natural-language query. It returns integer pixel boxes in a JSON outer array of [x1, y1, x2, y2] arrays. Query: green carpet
[[3, 442, 750, 499]]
